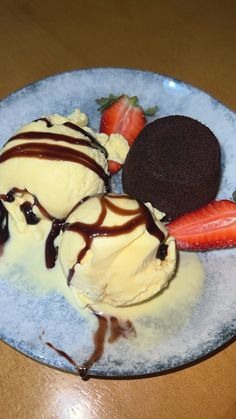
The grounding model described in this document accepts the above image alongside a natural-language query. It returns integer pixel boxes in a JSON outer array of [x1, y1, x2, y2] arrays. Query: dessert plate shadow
[[0, 68, 235, 377]]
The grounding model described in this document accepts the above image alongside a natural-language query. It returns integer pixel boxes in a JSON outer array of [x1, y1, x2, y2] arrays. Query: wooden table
[[0, 1, 235, 418]]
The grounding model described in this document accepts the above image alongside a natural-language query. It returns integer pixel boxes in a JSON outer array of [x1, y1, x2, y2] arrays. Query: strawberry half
[[108, 160, 122, 175], [167, 200, 236, 251], [96, 94, 157, 146]]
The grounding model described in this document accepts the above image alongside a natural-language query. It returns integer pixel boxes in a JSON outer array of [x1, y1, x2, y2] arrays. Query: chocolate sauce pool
[[64, 194, 166, 284]]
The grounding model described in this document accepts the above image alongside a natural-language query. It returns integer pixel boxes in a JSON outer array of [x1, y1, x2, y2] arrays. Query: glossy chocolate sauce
[[33, 117, 53, 127], [7, 119, 107, 158], [0, 142, 108, 186], [156, 243, 168, 260], [45, 313, 108, 378], [0, 188, 27, 252], [1, 188, 54, 221], [46, 312, 136, 378], [0, 117, 111, 255], [63, 121, 108, 158], [32, 117, 107, 156], [33, 196, 54, 221], [0, 201, 9, 253], [0, 187, 25, 203], [20, 201, 40, 225], [64, 194, 166, 284], [108, 316, 136, 343], [8, 131, 97, 149], [0, 187, 61, 267], [45, 218, 65, 269], [45, 342, 78, 368], [79, 313, 108, 378]]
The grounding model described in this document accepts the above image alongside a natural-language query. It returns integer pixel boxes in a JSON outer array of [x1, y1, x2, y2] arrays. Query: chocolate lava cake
[[122, 115, 221, 219]]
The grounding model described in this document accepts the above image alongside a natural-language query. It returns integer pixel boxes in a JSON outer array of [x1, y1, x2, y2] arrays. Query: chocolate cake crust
[[122, 115, 221, 219]]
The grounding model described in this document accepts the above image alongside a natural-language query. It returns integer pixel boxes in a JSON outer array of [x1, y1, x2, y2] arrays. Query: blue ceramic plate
[[0, 68, 235, 377]]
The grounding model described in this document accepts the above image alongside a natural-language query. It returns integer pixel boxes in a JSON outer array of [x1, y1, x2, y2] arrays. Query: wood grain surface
[[0, 1, 235, 418]]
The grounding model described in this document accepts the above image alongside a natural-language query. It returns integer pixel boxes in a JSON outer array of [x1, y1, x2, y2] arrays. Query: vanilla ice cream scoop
[[59, 193, 176, 307], [0, 110, 109, 233]]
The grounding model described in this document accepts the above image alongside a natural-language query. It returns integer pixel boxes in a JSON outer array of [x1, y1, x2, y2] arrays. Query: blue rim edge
[[1, 320, 235, 378]]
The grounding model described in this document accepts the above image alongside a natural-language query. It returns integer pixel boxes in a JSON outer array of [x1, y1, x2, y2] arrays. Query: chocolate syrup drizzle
[[33, 117, 107, 156], [20, 201, 40, 225], [63, 121, 108, 158], [0, 188, 62, 268], [0, 188, 27, 251], [8, 131, 98, 148], [3, 115, 109, 191], [7, 118, 108, 157], [0, 187, 25, 203], [46, 312, 136, 378], [0, 201, 9, 253], [45, 218, 65, 269], [46, 342, 78, 368], [64, 194, 166, 285], [108, 316, 136, 343], [0, 117, 112, 259], [156, 243, 168, 260], [33, 117, 53, 127], [0, 142, 108, 186]]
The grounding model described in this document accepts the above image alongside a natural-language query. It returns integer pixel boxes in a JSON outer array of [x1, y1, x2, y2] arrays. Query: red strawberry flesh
[[108, 160, 122, 175], [118, 106, 146, 145], [167, 200, 236, 251], [97, 94, 156, 146], [100, 96, 130, 135]]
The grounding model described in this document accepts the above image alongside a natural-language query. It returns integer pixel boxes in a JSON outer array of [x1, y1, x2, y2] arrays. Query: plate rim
[[1, 66, 236, 119], [0, 67, 235, 377]]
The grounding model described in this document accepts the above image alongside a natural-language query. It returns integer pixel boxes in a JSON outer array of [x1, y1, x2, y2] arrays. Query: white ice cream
[[59, 193, 176, 307], [0, 109, 111, 234]]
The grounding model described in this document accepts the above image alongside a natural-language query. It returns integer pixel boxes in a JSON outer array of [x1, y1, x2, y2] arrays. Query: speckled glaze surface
[[0, 68, 235, 377]]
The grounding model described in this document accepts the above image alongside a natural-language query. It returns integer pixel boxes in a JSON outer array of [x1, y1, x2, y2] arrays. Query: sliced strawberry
[[108, 160, 122, 175], [98, 95, 130, 135], [167, 200, 236, 251], [118, 105, 146, 146], [96, 94, 157, 146]]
